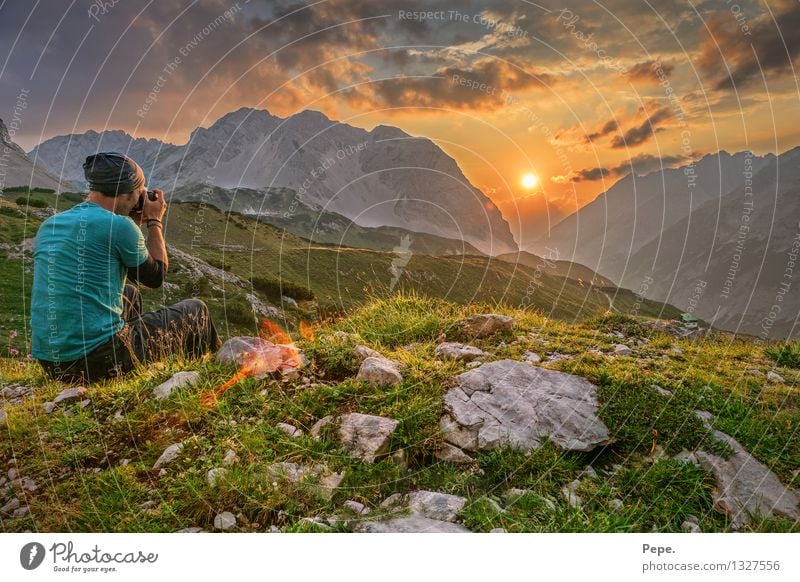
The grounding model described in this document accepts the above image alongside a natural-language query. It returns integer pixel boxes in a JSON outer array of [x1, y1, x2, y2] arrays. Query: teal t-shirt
[[30, 201, 149, 362]]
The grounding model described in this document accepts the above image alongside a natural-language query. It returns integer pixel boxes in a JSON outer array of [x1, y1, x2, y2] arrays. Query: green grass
[[1, 293, 798, 533]]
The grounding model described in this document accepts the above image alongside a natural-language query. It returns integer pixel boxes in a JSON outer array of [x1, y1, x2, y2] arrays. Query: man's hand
[[143, 188, 167, 221]]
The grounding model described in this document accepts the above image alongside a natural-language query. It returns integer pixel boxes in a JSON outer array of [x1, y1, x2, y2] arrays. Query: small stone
[[354, 344, 383, 362], [120, 459, 131, 467], [310, 415, 334, 439], [356, 357, 403, 387], [0, 410, 7, 427], [460, 314, 514, 338], [561, 480, 583, 509], [682, 518, 701, 533], [154, 371, 200, 401], [338, 413, 399, 463], [434, 342, 486, 362], [52, 386, 87, 405], [223, 449, 238, 466], [612, 344, 633, 356], [176, 527, 204, 533], [42, 402, 56, 414], [152, 443, 184, 470], [79, 399, 91, 409], [140, 500, 156, 509], [379, 493, 406, 510], [354, 515, 471, 533], [407, 490, 467, 522], [20, 477, 37, 491], [767, 371, 785, 384], [8, 467, 18, 481], [206, 468, 229, 488], [609, 498, 624, 511], [489, 527, 507, 533], [276, 422, 303, 438], [344, 500, 370, 515], [747, 368, 764, 377], [435, 443, 474, 465], [522, 351, 541, 364], [1, 497, 21, 514], [213, 511, 237, 530], [158, 469, 167, 476], [113, 410, 124, 421], [12, 506, 29, 518], [652, 384, 672, 396], [578, 465, 598, 479]]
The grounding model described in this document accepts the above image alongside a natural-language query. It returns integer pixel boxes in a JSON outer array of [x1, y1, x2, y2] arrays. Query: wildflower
[[9, 330, 18, 339], [9, 347, 20, 356]]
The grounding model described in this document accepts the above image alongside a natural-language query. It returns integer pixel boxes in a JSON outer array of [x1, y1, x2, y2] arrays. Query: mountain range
[[0, 118, 66, 192], [530, 148, 800, 338], [29, 108, 517, 256]]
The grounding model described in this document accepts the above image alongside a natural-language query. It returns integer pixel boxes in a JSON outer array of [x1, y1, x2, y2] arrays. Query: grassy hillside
[[0, 192, 682, 358], [0, 294, 798, 532]]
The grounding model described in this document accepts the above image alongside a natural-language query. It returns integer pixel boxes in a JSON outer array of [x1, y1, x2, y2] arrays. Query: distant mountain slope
[[29, 107, 518, 255], [0, 118, 69, 191], [529, 151, 775, 283], [496, 250, 615, 287], [618, 147, 800, 338]]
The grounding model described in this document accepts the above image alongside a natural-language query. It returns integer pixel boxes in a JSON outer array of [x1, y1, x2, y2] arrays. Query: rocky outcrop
[[440, 359, 611, 453], [338, 413, 399, 463]]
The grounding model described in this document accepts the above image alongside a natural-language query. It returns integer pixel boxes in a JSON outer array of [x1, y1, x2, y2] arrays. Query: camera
[[131, 190, 157, 215]]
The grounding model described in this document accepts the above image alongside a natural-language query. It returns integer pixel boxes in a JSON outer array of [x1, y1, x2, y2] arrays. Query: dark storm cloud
[[584, 119, 618, 143], [610, 106, 672, 149], [698, 0, 800, 90], [625, 59, 674, 83], [569, 152, 693, 182]]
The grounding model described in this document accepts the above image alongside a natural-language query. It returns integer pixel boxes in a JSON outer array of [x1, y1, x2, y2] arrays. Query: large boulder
[[692, 430, 800, 529], [440, 359, 612, 452], [460, 314, 514, 338], [434, 342, 486, 362], [338, 413, 399, 463]]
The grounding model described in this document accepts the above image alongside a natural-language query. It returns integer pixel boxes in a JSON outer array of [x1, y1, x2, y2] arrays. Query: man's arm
[[127, 188, 169, 288]]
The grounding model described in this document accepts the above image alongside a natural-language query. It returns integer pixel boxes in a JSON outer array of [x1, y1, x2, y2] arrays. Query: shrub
[[765, 342, 800, 368], [225, 300, 255, 325], [60, 191, 86, 202], [251, 276, 315, 302], [15, 197, 48, 208]]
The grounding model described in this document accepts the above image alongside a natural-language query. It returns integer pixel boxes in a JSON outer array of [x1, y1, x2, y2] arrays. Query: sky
[[1, 0, 798, 241]]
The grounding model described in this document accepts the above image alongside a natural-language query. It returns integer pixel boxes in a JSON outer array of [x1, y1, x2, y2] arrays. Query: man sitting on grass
[[30, 152, 220, 383]]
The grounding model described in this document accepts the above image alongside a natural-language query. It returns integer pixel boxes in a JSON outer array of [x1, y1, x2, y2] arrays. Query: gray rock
[[42, 402, 56, 414], [222, 449, 238, 466], [338, 413, 399, 463], [213, 511, 237, 530], [434, 443, 474, 465], [694, 429, 800, 529], [747, 368, 764, 377], [652, 384, 672, 396], [612, 344, 633, 356], [609, 498, 624, 511], [379, 493, 406, 510], [767, 371, 785, 384], [441, 359, 612, 452], [53, 387, 87, 405], [561, 480, 583, 509], [276, 422, 303, 438], [154, 371, 200, 401], [12, 506, 29, 518], [694, 410, 714, 429], [407, 490, 467, 522], [682, 516, 701, 533], [461, 314, 514, 338], [434, 342, 486, 362], [344, 500, 370, 515], [522, 351, 542, 364], [310, 415, 334, 439], [356, 357, 402, 387], [152, 443, 184, 470], [176, 527, 204, 533], [206, 468, 228, 488], [217, 336, 272, 366], [578, 465, 598, 479], [354, 515, 471, 533], [489, 527, 507, 533], [354, 344, 383, 362], [265, 462, 344, 499], [1, 497, 21, 514], [0, 410, 6, 427]]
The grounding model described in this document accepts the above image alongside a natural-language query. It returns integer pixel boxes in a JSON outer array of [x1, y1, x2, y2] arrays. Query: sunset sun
[[521, 172, 539, 190]]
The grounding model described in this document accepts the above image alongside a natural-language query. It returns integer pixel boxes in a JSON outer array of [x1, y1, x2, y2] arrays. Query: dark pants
[[38, 284, 221, 384]]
